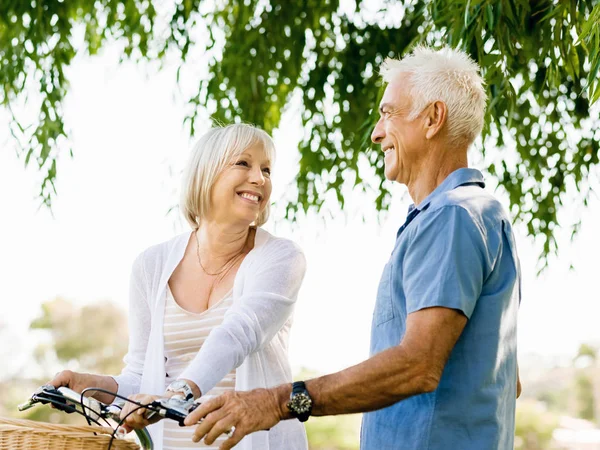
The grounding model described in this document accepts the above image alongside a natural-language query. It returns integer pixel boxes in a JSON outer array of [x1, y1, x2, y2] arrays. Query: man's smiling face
[[371, 75, 428, 184]]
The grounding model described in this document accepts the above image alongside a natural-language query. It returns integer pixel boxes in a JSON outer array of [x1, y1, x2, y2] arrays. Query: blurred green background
[[2, 298, 599, 449]]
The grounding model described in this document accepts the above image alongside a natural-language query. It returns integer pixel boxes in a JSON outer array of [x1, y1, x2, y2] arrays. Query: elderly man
[[185, 46, 522, 450]]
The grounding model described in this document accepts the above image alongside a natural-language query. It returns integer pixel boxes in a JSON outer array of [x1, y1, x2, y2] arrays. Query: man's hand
[[184, 387, 288, 450], [119, 393, 162, 432]]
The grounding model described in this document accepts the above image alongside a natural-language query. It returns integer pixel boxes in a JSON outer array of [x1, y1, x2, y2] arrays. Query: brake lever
[[18, 385, 76, 414]]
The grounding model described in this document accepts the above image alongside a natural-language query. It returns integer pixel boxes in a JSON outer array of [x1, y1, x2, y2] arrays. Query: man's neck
[[406, 148, 468, 207], [196, 221, 250, 261]]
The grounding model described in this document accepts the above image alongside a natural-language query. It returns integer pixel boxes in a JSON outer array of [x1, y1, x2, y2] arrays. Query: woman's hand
[[119, 393, 163, 432], [48, 370, 117, 404]]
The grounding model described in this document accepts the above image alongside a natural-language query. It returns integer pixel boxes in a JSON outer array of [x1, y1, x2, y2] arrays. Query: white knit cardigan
[[113, 227, 308, 450]]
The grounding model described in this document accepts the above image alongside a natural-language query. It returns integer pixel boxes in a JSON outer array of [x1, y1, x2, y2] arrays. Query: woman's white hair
[[380, 45, 487, 146], [181, 123, 276, 229]]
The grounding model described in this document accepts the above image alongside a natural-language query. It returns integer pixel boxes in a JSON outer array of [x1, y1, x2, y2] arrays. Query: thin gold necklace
[[195, 230, 245, 276]]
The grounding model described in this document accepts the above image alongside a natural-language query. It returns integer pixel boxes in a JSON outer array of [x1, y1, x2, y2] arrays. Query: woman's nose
[[249, 167, 265, 185]]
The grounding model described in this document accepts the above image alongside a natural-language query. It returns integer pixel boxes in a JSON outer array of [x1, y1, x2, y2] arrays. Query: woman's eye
[[236, 160, 249, 167], [262, 167, 271, 175]]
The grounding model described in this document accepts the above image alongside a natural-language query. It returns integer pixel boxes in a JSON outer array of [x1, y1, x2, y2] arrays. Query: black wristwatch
[[286, 381, 313, 422]]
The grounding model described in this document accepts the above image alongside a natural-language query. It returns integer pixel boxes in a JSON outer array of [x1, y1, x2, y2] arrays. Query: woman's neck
[[196, 221, 251, 262]]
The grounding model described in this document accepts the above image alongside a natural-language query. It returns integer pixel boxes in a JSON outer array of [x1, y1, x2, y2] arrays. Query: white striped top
[[163, 286, 236, 449], [114, 229, 309, 449]]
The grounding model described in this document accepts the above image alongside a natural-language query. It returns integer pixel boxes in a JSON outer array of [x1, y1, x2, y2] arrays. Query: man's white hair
[[380, 46, 487, 146]]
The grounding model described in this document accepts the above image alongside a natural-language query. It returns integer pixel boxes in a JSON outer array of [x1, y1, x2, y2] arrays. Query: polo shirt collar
[[411, 168, 485, 212]]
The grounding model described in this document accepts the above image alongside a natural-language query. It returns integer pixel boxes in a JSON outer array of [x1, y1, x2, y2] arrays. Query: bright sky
[[1, 45, 599, 381]]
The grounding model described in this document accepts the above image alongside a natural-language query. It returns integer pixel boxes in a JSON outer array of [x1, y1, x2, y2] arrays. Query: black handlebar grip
[[165, 408, 187, 426], [34, 385, 75, 414]]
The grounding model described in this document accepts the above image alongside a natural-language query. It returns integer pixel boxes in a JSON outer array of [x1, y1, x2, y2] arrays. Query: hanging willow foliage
[[1, 0, 599, 262]]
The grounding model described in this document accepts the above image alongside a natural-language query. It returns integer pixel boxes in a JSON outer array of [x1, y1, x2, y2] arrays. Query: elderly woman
[[50, 123, 308, 450]]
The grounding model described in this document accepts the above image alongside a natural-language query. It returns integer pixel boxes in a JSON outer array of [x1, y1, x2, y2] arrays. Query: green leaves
[[1, 0, 160, 208], [2, 0, 600, 264], [578, 3, 600, 103]]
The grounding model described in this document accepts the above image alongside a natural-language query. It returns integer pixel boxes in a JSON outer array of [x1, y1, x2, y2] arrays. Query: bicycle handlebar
[[19, 385, 214, 450], [18, 385, 157, 449]]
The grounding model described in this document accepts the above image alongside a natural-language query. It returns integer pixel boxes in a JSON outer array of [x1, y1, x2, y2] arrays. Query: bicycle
[[6, 384, 202, 450]]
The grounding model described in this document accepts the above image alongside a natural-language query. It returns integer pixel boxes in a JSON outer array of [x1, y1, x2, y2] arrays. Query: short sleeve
[[402, 205, 489, 319]]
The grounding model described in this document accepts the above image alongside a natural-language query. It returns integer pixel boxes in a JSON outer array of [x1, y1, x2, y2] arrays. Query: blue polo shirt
[[360, 168, 521, 450]]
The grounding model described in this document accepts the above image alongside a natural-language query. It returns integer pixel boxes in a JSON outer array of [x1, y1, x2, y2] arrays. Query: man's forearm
[[276, 343, 437, 418]]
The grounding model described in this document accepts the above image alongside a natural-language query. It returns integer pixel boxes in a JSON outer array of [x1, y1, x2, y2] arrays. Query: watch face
[[291, 393, 312, 414], [167, 380, 193, 400], [170, 380, 187, 390]]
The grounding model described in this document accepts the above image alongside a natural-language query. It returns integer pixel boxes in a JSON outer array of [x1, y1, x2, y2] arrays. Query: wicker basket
[[0, 417, 140, 450]]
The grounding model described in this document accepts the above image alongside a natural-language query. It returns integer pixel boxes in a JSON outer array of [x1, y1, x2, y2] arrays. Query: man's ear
[[424, 101, 447, 140]]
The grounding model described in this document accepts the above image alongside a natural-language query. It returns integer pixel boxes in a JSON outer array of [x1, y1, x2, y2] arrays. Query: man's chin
[[383, 168, 398, 182]]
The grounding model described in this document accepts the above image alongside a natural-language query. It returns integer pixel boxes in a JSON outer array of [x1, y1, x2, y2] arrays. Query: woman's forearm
[[91, 374, 119, 404]]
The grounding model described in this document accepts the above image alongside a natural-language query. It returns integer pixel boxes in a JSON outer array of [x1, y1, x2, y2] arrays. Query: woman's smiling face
[[208, 144, 272, 226]]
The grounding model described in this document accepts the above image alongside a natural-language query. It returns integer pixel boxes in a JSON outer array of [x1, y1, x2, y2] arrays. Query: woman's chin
[[228, 203, 265, 225], [228, 212, 259, 226]]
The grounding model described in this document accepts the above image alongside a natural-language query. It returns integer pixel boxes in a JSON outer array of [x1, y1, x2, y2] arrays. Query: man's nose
[[371, 119, 385, 144]]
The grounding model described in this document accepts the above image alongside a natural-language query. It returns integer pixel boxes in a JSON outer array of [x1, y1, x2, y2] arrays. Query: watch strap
[[292, 381, 307, 395]]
